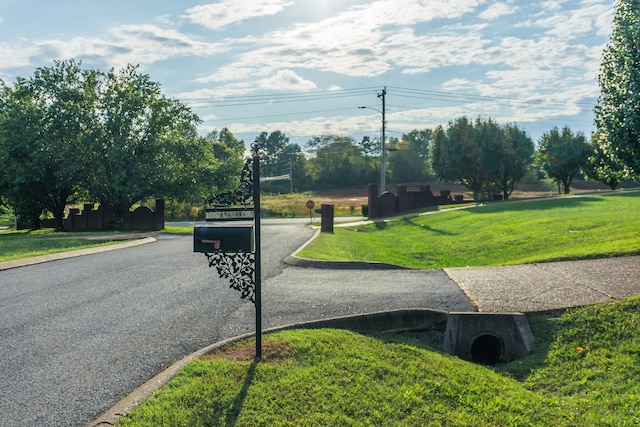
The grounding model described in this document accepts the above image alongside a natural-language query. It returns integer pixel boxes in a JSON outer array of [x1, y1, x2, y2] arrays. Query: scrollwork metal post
[[196, 140, 263, 361]]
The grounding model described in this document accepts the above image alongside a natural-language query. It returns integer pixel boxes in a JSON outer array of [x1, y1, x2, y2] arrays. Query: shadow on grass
[[401, 218, 457, 235], [467, 196, 608, 215], [222, 361, 257, 427], [493, 312, 561, 380], [374, 221, 388, 230]]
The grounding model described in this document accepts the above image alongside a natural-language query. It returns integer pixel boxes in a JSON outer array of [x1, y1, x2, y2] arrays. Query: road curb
[[283, 226, 410, 270], [0, 237, 157, 271]]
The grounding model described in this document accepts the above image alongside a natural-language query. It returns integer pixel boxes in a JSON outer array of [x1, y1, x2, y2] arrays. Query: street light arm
[[358, 106, 382, 113]]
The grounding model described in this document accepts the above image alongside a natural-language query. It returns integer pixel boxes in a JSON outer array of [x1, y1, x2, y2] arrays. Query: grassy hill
[[298, 192, 640, 268]]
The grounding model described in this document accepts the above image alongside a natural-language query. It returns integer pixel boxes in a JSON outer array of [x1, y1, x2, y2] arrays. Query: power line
[[187, 85, 597, 132], [204, 106, 360, 123], [183, 87, 380, 108], [388, 86, 596, 109]]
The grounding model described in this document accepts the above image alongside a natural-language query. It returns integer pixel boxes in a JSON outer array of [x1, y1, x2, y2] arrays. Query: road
[[0, 222, 472, 426]]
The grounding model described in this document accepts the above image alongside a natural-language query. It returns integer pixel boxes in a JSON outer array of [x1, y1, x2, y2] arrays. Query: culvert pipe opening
[[470, 334, 504, 365]]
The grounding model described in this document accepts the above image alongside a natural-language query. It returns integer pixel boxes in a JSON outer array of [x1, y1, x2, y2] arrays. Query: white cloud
[[479, 2, 517, 20], [189, 0, 489, 86], [381, 27, 490, 74], [540, 0, 566, 12], [259, 70, 317, 91], [8, 24, 226, 73], [533, 1, 613, 39], [185, 0, 294, 30]]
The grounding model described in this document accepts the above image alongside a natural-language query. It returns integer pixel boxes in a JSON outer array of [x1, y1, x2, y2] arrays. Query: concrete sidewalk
[[445, 255, 640, 313]]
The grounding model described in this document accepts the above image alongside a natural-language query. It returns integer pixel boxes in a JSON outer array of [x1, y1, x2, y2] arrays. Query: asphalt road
[[0, 222, 471, 426]]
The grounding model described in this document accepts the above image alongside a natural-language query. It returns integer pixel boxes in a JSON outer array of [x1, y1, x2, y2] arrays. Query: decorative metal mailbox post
[[194, 143, 263, 359]]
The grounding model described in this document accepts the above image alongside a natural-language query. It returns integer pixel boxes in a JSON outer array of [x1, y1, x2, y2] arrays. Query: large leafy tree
[[387, 129, 433, 183], [203, 128, 245, 195], [306, 134, 373, 188], [584, 131, 628, 190], [432, 117, 492, 200], [255, 130, 290, 177], [594, 0, 640, 179], [1, 60, 224, 229], [0, 59, 99, 229], [432, 117, 534, 200], [255, 130, 307, 192], [538, 127, 591, 194], [489, 124, 534, 200], [90, 64, 204, 225]]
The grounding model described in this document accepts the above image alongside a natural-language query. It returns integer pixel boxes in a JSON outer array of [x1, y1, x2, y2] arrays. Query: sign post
[[306, 199, 315, 223]]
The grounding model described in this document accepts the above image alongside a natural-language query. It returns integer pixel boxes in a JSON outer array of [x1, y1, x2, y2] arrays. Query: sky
[[0, 0, 616, 148]]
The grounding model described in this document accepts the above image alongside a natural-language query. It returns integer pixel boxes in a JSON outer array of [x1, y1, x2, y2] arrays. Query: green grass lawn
[[120, 296, 640, 426], [0, 229, 137, 262], [298, 192, 640, 268]]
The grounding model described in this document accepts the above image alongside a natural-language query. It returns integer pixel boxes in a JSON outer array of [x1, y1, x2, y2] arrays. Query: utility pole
[[378, 87, 387, 193]]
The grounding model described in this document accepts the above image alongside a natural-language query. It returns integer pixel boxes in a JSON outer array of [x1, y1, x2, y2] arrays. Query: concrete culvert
[[470, 333, 504, 365], [443, 312, 534, 364]]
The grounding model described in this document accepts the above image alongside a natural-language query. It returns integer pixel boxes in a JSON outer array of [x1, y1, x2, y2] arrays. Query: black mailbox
[[194, 225, 254, 253]]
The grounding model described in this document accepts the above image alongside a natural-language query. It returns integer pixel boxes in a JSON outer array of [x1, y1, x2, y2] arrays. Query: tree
[[387, 129, 433, 183], [306, 134, 373, 188], [584, 131, 628, 190], [594, 0, 640, 179], [255, 130, 289, 176], [254, 131, 308, 192], [432, 117, 492, 200], [89, 64, 204, 226], [489, 124, 534, 200], [431, 117, 535, 200], [0, 59, 99, 230], [538, 127, 591, 194], [203, 128, 245, 194]]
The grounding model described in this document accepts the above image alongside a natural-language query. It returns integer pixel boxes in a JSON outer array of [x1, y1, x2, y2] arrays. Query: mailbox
[[194, 225, 255, 253]]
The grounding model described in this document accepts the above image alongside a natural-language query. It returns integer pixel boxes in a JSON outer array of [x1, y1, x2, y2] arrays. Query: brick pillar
[[320, 204, 334, 233], [368, 183, 380, 218], [397, 185, 408, 212], [155, 199, 165, 230]]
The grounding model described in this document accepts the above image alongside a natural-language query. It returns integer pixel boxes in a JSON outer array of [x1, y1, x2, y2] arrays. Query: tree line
[[255, 119, 606, 201], [1, 0, 639, 228]]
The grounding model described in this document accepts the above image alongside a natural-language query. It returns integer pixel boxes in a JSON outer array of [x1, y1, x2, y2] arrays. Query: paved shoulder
[[262, 267, 475, 327]]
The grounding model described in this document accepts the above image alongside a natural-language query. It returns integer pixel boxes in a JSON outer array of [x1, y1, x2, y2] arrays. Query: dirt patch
[[202, 339, 296, 363]]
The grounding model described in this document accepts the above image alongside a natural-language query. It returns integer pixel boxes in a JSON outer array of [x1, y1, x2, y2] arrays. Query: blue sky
[[0, 0, 615, 146]]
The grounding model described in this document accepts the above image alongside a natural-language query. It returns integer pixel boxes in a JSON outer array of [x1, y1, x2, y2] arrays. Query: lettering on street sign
[[206, 207, 255, 221]]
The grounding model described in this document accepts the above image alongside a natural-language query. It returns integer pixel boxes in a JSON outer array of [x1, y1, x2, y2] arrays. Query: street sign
[[206, 207, 254, 221]]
